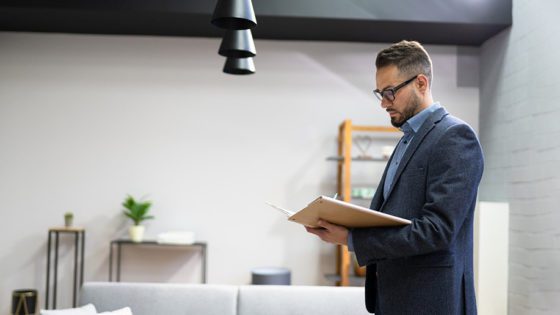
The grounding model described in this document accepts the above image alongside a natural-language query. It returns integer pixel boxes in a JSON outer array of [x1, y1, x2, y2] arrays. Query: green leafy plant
[[122, 195, 154, 226], [64, 212, 73, 219]]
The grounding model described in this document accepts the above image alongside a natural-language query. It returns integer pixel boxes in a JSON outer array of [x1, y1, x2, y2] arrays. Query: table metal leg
[[81, 231, 85, 287], [73, 232, 78, 307], [202, 244, 207, 284], [109, 242, 113, 281], [53, 232, 59, 309], [117, 243, 122, 282], [45, 231, 52, 309]]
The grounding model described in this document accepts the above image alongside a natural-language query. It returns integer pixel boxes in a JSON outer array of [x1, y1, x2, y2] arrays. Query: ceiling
[[0, 0, 512, 46]]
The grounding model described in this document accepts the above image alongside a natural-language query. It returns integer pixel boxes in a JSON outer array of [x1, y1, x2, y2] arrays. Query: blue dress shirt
[[347, 102, 442, 251]]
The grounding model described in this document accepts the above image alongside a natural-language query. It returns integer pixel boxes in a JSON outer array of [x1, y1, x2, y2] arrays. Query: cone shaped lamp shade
[[223, 57, 255, 75], [219, 29, 256, 58], [212, 0, 257, 30]]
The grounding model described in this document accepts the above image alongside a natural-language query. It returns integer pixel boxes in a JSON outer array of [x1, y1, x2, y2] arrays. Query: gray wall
[[479, 0, 560, 313], [0, 32, 479, 312]]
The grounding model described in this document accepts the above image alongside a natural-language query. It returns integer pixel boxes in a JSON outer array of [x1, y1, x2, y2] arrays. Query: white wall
[[0, 31, 479, 311], [478, 0, 560, 313]]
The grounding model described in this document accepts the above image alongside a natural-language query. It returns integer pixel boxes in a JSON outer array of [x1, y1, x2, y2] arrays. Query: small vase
[[129, 225, 145, 242], [12, 289, 38, 315], [64, 217, 73, 228]]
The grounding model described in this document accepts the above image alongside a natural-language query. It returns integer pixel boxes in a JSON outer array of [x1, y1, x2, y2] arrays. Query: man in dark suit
[[306, 40, 484, 315]]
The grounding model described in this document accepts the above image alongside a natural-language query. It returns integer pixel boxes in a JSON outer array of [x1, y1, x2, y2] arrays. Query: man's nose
[[380, 98, 391, 109]]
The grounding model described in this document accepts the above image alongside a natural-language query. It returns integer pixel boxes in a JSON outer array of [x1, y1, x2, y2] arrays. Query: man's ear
[[415, 74, 429, 95]]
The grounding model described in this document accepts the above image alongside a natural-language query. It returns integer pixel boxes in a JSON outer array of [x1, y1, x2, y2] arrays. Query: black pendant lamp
[[212, 0, 257, 30], [223, 57, 255, 75], [219, 29, 256, 58]]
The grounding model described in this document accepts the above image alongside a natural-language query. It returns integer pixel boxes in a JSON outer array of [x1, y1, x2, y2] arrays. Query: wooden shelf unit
[[334, 120, 399, 286]]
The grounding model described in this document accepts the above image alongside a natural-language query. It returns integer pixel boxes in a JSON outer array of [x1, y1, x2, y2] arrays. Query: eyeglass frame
[[373, 75, 419, 102]]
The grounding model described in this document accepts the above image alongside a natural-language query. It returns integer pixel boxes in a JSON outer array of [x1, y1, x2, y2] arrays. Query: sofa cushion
[[40, 303, 97, 315], [80, 282, 237, 315], [97, 307, 132, 315], [237, 285, 370, 315]]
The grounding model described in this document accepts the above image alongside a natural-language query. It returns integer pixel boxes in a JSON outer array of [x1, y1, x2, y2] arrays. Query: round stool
[[251, 267, 291, 285]]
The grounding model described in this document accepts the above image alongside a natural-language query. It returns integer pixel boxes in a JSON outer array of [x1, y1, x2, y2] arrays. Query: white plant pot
[[129, 225, 145, 242]]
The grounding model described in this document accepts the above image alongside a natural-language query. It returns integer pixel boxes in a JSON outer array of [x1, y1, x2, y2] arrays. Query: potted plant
[[64, 212, 74, 227], [122, 195, 154, 242]]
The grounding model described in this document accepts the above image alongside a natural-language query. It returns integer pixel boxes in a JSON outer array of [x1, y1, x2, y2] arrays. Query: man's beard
[[390, 93, 422, 128]]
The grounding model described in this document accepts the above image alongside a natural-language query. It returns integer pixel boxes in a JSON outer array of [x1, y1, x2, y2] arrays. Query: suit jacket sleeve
[[352, 123, 484, 266]]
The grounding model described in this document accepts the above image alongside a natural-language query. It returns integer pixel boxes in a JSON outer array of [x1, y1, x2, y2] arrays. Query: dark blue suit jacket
[[353, 107, 484, 315]]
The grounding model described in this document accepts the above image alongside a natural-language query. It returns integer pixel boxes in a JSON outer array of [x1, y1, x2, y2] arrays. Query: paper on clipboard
[[266, 195, 411, 228]]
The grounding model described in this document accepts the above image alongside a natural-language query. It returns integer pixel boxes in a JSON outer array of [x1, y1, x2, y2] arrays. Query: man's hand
[[305, 219, 348, 246]]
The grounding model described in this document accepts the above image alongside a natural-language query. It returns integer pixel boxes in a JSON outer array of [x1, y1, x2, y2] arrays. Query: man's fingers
[[306, 220, 348, 246], [316, 219, 334, 230], [305, 226, 326, 239], [305, 226, 318, 234]]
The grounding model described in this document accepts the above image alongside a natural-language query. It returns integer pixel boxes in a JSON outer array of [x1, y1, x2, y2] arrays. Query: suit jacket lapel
[[380, 107, 449, 208]]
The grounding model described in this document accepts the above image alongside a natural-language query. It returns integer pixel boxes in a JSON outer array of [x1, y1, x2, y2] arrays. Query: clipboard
[[267, 195, 411, 228]]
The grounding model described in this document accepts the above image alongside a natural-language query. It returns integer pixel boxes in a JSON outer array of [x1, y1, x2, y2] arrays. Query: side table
[[45, 227, 85, 309], [109, 240, 207, 283]]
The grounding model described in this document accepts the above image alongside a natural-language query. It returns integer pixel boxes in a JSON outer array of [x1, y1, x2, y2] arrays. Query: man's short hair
[[376, 40, 433, 86]]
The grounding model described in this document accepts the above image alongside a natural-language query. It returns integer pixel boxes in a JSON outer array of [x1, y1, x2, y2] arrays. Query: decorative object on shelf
[[223, 57, 255, 75], [351, 187, 376, 200], [211, 0, 258, 75], [353, 135, 374, 159], [157, 231, 195, 245], [12, 289, 37, 315], [219, 29, 256, 58], [128, 225, 144, 243], [211, 0, 257, 30], [122, 195, 154, 243], [64, 212, 73, 227], [381, 145, 396, 159]]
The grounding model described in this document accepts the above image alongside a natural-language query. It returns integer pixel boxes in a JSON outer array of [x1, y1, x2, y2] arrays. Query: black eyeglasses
[[373, 75, 418, 102]]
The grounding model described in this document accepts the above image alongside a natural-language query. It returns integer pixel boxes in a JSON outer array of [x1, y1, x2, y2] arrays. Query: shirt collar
[[401, 102, 441, 134]]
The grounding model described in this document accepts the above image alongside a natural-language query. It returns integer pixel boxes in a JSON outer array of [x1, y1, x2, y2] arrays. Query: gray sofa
[[80, 282, 370, 315]]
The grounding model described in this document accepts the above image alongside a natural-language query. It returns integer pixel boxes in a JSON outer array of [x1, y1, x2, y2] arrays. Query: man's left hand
[[305, 220, 348, 245]]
